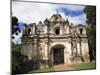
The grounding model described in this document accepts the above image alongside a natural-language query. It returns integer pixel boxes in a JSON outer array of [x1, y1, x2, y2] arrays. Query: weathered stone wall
[[21, 43, 33, 60], [21, 14, 90, 68], [81, 39, 90, 63]]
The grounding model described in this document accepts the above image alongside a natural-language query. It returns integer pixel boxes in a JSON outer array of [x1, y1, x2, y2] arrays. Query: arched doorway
[[51, 44, 65, 65]]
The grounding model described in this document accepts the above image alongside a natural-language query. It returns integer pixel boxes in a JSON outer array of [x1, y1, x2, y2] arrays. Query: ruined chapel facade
[[21, 14, 90, 67]]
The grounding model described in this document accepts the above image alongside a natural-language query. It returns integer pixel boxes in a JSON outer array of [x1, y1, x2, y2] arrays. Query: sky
[[12, 1, 86, 25]]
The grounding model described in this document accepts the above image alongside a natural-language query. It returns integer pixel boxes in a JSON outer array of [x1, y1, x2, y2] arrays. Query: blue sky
[[18, 22, 24, 31], [56, 7, 84, 17], [12, 1, 86, 25]]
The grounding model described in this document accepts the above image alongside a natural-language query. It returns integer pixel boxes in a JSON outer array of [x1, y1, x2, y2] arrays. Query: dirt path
[[54, 64, 75, 71]]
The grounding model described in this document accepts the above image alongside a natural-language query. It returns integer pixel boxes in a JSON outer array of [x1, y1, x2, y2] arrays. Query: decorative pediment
[[49, 14, 65, 23]]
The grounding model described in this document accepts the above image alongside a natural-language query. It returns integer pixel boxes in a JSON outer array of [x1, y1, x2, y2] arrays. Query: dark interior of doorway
[[53, 48, 64, 65]]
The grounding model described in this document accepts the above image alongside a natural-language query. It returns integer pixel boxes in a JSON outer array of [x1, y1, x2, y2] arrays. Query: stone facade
[[21, 14, 90, 68]]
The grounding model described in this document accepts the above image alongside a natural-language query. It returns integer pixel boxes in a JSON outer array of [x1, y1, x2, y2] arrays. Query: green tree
[[12, 43, 34, 74], [12, 16, 20, 34], [84, 6, 96, 26], [11, 17, 34, 74], [84, 6, 96, 62], [12, 16, 18, 25]]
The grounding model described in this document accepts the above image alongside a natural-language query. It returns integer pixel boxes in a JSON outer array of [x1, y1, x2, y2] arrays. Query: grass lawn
[[71, 62, 96, 70], [28, 66, 55, 73], [28, 62, 96, 73]]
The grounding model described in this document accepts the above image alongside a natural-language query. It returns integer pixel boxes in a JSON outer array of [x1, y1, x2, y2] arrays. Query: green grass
[[72, 62, 96, 70], [28, 63, 96, 73], [28, 67, 55, 73]]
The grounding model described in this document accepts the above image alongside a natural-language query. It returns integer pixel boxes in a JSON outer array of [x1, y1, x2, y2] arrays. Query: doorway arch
[[51, 44, 65, 65]]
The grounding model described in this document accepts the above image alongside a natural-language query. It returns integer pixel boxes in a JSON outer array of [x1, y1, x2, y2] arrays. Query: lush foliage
[[11, 16, 36, 74], [12, 16, 20, 34], [12, 43, 38, 74], [84, 6, 96, 61], [84, 6, 96, 25]]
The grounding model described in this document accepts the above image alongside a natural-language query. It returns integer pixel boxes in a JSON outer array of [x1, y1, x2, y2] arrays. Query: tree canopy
[[12, 16, 18, 25], [12, 16, 20, 34], [84, 6, 96, 26], [84, 6, 96, 62]]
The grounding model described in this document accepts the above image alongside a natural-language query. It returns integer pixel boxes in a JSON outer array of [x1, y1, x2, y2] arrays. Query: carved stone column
[[64, 46, 67, 64], [66, 39, 72, 64], [81, 38, 90, 63], [44, 40, 49, 68]]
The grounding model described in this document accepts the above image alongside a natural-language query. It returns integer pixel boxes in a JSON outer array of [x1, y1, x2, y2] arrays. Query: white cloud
[[65, 13, 86, 25], [54, 4, 85, 11], [57, 11, 86, 25], [12, 1, 56, 24], [53, 4, 86, 25], [12, 1, 86, 25]]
